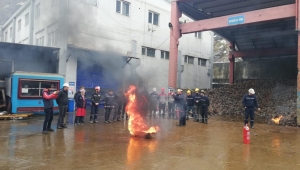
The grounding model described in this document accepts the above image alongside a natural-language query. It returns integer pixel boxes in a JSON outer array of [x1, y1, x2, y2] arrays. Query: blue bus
[[6, 72, 64, 114]]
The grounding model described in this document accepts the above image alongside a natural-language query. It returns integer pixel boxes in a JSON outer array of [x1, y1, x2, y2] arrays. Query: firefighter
[[104, 90, 115, 124], [168, 89, 175, 119], [242, 88, 261, 128], [90, 86, 101, 124], [173, 89, 186, 126], [194, 88, 201, 122], [199, 90, 210, 124], [56, 83, 69, 129], [42, 84, 58, 134], [186, 90, 194, 120], [158, 88, 167, 119], [149, 87, 159, 118]]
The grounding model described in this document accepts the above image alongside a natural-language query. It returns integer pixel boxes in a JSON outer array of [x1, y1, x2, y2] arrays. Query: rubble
[[207, 80, 297, 126]]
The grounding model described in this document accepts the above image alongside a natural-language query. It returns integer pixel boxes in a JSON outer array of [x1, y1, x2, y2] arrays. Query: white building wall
[[1, 0, 213, 90]]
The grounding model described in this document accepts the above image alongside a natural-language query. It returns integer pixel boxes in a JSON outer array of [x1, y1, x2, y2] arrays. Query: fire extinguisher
[[243, 124, 250, 144]]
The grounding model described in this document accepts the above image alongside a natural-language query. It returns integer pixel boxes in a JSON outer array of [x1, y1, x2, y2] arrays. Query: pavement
[[0, 112, 300, 170]]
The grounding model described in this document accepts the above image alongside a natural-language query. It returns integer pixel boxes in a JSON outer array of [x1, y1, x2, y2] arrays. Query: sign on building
[[228, 15, 245, 25]]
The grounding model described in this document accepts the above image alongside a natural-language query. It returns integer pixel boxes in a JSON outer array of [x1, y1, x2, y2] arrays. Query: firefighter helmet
[[248, 88, 255, 94], [200, 90, 205, 94], [187, 90, 191, 94], [95, 86, 100, 90], [195, 88, 200, 92]]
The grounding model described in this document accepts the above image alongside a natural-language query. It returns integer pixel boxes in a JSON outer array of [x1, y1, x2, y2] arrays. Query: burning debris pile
[[125, 85, 159, 138], [208, 80, 297, 126]]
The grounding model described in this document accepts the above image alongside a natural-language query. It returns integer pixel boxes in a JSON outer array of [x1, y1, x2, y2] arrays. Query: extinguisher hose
[[250, 130, 258, 136]]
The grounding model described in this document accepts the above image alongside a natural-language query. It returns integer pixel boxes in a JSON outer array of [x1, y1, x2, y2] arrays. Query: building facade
[[1, 0, 214, 93]]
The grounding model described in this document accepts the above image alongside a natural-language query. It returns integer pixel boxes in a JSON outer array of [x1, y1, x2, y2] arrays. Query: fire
[[272, 116, 282, 124], [125, 85, 160, 135]]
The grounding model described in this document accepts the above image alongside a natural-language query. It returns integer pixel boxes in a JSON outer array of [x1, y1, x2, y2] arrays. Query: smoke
[[60, 0, 166, 93]]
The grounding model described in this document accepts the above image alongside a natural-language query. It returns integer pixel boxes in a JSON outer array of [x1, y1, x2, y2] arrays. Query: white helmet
[[248, 88, 255, 94], [63, 83, 69, 87], [153, 87, 157, 91], [95, 86, 100, 90]]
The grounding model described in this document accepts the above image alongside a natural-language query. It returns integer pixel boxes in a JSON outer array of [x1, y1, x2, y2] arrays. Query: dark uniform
[[56, 88, 68, 128], [199, 95, 210, 123], [104, 93, 115, 123], [173, 93, 186, 126], [115, 90, 125, 121], [149, 91, 159, 118], [168, 92, 175, 119], [194, 93, 201, 121], [140, 88, 150, 118], [91, 92, 101, 123], [42, 88, 57, 133], [186, 94, 195, 120], [242, 94, 259, 128]]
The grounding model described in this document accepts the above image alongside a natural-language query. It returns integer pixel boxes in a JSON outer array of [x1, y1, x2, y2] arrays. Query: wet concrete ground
[[0, 112, 300, 170]]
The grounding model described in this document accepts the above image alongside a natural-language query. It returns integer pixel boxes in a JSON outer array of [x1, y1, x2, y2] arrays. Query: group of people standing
[[41, 83, 260, 134], [74, 86, 127, 125], [148, 87, 210, 126]]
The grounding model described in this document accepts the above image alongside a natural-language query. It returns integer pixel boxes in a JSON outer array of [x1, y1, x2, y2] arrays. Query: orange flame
[[272, 116, 282, 124], [125, 85, 160, 135]]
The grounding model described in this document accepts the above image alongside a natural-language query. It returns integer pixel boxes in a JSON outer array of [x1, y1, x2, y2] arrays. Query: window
[[35, 3, 40, 19], [18, 79, 60, 99], [4, 32, 8, 41], [9, 27, 12, 37], [116, 0, 130, 16], [51, 0, 58, 6], [142, 47, 155, 57], [195, 32, 202, 39], [18, 19, 21, 31], [184, 55, 194, 64], [48, 30, 57, 47], [36, 36, 44, 46], [25, 13, 29, 26], [148, 11, 159, 26], [142, 47, 146, 55], [161, 51, 169, 60], [198, 58, 207, 66]]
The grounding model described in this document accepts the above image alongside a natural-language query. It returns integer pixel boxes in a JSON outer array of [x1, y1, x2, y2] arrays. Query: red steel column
[[296, 0, 300, 126], [169, 1, 181, 88], [228, 42, 235, 85]]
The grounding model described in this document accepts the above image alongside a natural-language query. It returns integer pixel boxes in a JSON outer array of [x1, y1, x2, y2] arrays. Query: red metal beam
[[180, 4, 296, 34], [230, 47, 297, 58], [169, 1, 182, 88]]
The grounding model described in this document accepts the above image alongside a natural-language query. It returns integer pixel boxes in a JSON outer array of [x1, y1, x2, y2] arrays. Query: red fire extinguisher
[[243, 124, 250, 144]]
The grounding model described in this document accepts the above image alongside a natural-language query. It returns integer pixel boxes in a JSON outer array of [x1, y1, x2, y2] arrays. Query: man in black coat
[[115, 88, 125, 121], [105, 90, 115, 124], [242, 88, 261, 128], [90, 86, 101, 124], [199, 90, 210, 124], [173, 89, 186, 126], [56, 83, 69, 129]]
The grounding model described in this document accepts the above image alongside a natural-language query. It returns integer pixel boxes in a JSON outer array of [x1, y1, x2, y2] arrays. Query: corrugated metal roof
[[178, 0, 297, 53]]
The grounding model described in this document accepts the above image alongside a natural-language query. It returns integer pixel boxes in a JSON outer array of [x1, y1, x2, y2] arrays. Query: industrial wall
[[1, 0, 214, 91], [213, 57, 297, 83]]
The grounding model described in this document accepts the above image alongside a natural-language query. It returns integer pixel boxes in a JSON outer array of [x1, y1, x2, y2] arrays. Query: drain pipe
[[29, 0, 35, 45]]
